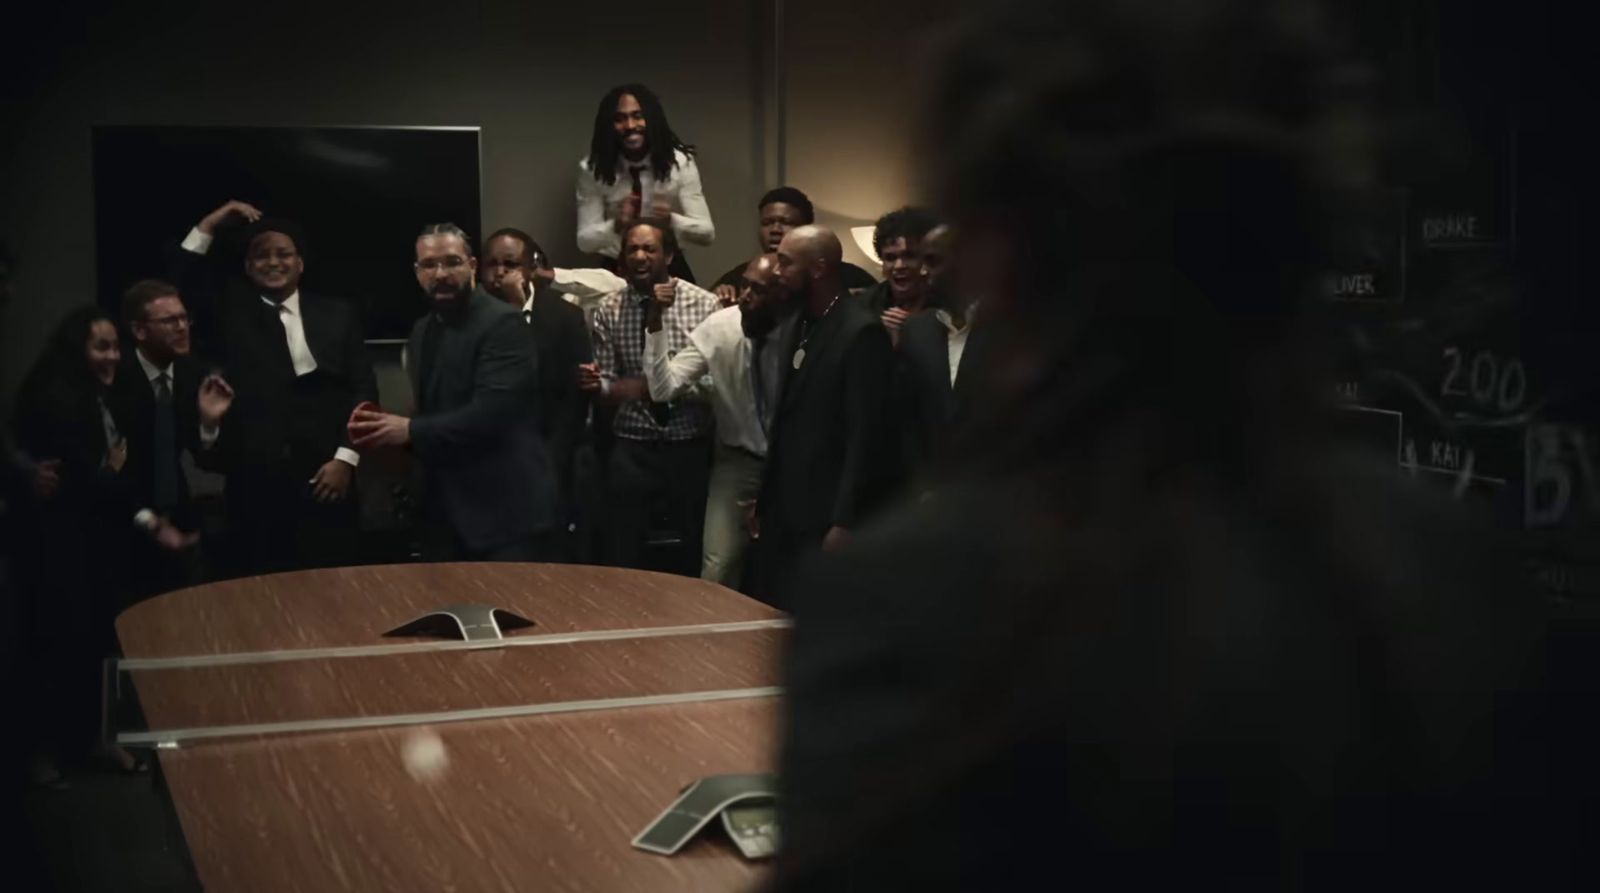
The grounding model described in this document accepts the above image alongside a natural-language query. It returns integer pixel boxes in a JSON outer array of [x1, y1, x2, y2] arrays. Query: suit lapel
[[779, 301, 848, 413]]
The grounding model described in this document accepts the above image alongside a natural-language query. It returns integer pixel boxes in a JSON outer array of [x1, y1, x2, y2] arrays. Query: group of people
[[2, 81, 973, 782], [6, 0, 1590, 884]]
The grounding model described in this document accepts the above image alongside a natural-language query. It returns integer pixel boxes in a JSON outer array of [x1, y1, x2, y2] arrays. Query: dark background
[[92, 126, 482, 341]]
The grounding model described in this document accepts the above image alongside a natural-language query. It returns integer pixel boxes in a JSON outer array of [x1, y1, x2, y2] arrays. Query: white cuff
[[182, 227, 214, 254], [642, 328, 669, 359], [133, 508, 159, 532], [199, 424, 220, 448], [334, 447, 361, 468], [599, 378, 612, 398]]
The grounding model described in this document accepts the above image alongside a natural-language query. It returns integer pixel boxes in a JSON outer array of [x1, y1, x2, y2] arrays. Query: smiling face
[[879, 236, 926, 305], [133, 293, 192, 363], [245, 231, 304, 297], [85, 319, 121, 387], [614, 93, 648, 159]]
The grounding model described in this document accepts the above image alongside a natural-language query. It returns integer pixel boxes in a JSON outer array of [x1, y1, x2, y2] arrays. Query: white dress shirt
[[643, 305, 766, 457], [575, 149, 716, 258], [180, 226, 359, 468], [934, 308, 974, 387]]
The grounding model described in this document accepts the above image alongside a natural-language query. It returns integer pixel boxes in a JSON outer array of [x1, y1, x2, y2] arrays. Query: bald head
[[745, 252, 779, 281], [775, 224, 844, 307]]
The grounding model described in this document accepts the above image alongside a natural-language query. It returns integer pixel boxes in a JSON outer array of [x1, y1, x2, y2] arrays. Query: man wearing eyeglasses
[[117, 278, 235, 597], [349, 223, 558, 561], [170, 200, 378, 576]]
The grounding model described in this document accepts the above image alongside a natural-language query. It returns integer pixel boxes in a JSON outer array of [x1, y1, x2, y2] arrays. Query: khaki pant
[[701, 443, 764, 588]]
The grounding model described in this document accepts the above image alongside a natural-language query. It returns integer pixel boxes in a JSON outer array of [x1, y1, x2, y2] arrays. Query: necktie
[[153, 371, 178, 509], [639, 290, 672, 428], [629, 165, 645, 201], [277, 302, 318, 376]]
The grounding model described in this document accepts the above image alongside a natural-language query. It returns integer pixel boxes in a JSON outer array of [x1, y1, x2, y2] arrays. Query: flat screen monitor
[[92, 125, 481, 341]]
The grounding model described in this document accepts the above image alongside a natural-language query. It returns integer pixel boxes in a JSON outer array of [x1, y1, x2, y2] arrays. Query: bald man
[[643, 254, 799, 586], [750, 226, 899, 606]]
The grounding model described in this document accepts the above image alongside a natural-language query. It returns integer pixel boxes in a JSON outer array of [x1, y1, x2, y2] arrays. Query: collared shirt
[[643, 305, 766, 456], [180, 226, 359, 468], [592, 278, 720, 442], [933, 307, 975, 387], [575, 149, 716, 258], [136, 347, 220, 447]]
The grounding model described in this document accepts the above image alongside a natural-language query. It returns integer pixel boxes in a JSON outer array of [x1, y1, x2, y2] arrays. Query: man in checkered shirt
[[579, 219, 720, 573]]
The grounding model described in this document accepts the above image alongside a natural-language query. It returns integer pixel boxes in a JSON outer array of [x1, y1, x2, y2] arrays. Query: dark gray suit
[[407, 289, 556, 556], [895, 309, 987, 479]]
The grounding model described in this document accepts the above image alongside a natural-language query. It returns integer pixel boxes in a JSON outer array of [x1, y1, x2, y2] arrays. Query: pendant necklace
[[792, 293, 842, 370]]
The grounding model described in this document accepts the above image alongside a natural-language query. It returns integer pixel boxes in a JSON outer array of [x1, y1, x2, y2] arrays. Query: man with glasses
[[349, 223, 558, 561], [117, 278, 235, 597], [170, 200, 378, 575], [477, 227, 619, 559]]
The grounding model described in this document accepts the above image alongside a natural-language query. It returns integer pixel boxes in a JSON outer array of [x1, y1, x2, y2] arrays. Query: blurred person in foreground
[[773, 0, 1582, 889]]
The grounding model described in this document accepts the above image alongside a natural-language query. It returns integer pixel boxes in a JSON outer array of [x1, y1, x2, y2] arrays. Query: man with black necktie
[[750, 225, 898, 607], [115, 278, 236, 598], [350, 223, 558, 561], [169, 200, 378, 576], [579, 219, 720, 574]]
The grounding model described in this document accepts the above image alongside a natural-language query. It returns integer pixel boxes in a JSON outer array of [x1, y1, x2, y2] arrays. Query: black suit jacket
[[758, 294, 898, 543], [518, 287, 593, 504], [168, 243, 378, 481], [113, 351, 205, 528], [408, 290, 557, 551], [895, 310, 988, 476]]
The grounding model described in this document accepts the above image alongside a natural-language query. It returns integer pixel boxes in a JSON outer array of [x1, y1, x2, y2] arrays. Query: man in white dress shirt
[[643, 253, 797, 588], [577, 83, 715, 283]]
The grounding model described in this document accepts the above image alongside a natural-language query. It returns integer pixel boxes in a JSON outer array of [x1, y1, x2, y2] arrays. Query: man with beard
[[708, 187, 877, 305], [116, 278, 234, 597], [579, 219, 720, 574], [643, 253, 797, 588], [171, 201, 377, 574], [349, 223, 557, 561], [750, 225, 897, 606]]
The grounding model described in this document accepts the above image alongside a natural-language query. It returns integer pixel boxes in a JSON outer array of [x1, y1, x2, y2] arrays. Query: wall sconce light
[[850, 226, 880, 266]]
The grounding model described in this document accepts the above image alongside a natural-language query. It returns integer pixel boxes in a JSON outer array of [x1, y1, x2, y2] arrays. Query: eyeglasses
[[146, 314, 191, 329], [415, 256, 469, 273]]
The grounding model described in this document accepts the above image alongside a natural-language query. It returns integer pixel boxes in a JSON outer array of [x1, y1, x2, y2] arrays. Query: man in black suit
[[477, 228, 596, 558], [892, 224, 987, 484], [170, 200, 378, 575], [349, 223, 557, 561], [116, 278, 236, 597], [751, 225, 898, 606]]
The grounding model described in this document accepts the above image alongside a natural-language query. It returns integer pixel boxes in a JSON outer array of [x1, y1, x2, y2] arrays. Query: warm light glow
[[850, 226, 880, 266]]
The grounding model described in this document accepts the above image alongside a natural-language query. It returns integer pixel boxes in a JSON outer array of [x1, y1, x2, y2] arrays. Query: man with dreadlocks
[[576, 83, 715, 283]]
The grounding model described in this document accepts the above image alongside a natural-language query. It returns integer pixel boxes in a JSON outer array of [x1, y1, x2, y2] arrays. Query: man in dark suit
[[170, 200, 378, 576], [892, 224, 987, 484], [751, 225, 898, 606], [115, 278, 235, 597], [477, 228, 596, 558], [349, 223, 557, 561]]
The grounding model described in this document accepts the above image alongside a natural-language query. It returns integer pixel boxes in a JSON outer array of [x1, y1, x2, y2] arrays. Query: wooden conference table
[[114, 563, 787, 892]]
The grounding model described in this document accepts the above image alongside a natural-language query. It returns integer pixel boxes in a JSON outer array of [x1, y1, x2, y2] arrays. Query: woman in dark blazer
[[12, 306, 183, 783]]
